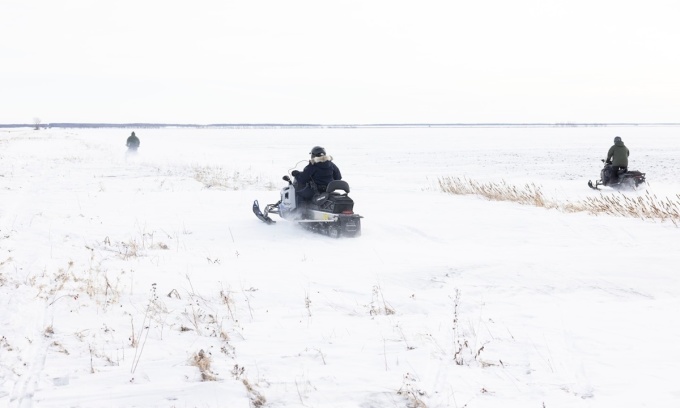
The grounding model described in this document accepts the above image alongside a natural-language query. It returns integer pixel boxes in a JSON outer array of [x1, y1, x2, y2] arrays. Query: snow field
[[1, 126, 679, 407]]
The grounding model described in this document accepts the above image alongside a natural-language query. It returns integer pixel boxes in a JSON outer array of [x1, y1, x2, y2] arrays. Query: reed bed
[[438, 177, 680, 227]]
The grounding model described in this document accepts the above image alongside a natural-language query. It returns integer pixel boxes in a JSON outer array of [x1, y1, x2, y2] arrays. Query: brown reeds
[[438, 177, 680, 227]]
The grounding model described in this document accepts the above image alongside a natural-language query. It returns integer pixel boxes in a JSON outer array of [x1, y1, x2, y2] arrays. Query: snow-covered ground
[[1, 126, 679, 407]]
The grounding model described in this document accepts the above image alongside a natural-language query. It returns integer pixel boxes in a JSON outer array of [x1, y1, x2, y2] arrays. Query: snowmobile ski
[[252, 200, 275, 224]]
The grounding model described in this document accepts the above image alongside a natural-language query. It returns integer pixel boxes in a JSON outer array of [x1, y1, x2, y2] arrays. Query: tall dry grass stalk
[[438, 177, 680, 227]]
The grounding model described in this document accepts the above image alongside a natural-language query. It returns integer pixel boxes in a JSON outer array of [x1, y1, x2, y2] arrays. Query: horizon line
[[3, 122, 680, 129]]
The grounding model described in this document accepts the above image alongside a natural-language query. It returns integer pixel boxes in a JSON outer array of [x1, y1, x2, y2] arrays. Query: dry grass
[[397, 372, 427, 408], [438, 177, 680, 226], [232, 364, 267, 406], [564, 191, 680, 226], [438, 177, 555, 209], [369, 284, 395, 316], [191, 349, 217, 381], [243, 378, 267, 407], [193, 165, 276, 191]]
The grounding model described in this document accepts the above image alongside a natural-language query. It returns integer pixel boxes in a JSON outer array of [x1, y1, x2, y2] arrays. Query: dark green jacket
[[126, 135, 140, 148], [607, 141, 629, 167]]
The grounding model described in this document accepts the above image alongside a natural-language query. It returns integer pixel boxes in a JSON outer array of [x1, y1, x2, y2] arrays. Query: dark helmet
[[131, 131, 136, 137], [614, 136, 622, 143], [310, 146, 326, 157]]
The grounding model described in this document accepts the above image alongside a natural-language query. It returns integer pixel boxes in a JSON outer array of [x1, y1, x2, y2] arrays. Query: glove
[[291, 170, 300, 177]]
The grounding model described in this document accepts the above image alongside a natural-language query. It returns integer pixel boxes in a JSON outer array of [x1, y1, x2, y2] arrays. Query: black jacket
[[295, 158, 341, 191]]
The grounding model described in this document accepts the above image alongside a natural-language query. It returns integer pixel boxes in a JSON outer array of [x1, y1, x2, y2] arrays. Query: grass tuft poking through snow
[[191, 349, 217, 381], [439, 176, 680, 226], [192, 165, 276, 190]]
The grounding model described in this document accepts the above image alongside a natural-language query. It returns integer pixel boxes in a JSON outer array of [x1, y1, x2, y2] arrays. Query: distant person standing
[[126, 131, 140, 151]]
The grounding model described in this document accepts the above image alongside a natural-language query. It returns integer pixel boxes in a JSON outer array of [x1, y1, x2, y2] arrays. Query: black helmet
[[310, 146, 326, 157], [131, 131, 136, 137], [614, 136, 622, 143]]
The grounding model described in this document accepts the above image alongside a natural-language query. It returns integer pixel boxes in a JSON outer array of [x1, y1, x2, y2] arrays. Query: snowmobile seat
[[312, 180, 350, 206], [313, 196, 354, 215], [312, 194, 353, 213], [326, 180, 350, 194]]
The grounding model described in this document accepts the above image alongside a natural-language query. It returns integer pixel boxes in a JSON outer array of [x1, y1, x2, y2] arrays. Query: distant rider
[[605, 136, 629, 184], [126, 131, 140, 151], [291, 146, 342, 201]]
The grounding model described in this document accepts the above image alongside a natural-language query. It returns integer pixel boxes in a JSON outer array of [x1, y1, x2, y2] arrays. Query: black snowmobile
[[253, 175, 362, 238], [588, 159, 646, 190]]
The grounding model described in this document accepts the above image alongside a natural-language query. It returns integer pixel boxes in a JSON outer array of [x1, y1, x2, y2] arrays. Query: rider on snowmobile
[[605, 136, 629, 184], [126, 131, 140, 150], [291, 146, 342, 201]]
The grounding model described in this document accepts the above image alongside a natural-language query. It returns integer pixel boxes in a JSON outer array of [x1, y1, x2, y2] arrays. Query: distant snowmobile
[[253, 174, 362, 238], [588, 159, 646, 190]]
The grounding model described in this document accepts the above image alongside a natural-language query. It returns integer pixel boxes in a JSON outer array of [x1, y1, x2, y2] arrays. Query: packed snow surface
[[1, 126, 679, 407]]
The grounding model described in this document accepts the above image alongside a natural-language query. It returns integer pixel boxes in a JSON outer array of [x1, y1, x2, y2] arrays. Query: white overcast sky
[[2, 0, 680, 124]]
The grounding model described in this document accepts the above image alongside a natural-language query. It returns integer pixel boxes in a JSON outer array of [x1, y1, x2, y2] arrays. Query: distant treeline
[[2, 122, 680, 129]]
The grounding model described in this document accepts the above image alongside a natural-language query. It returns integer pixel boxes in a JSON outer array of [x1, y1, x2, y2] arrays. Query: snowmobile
[[253, 175, 362, 238], [588, 159, 646, 190]]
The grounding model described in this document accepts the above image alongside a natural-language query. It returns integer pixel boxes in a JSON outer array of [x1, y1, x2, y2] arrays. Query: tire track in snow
[[4, 277, 62, 408], [7, 298, 52, 408]]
